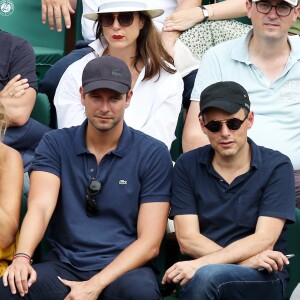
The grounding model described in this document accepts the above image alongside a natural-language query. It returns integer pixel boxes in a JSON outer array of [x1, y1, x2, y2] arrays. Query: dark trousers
[[0, 260, 160, 300]]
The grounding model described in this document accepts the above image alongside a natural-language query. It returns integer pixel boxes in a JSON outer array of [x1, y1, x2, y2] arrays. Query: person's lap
[[180, 264, 285, 300], [0, 260, 160, 300]]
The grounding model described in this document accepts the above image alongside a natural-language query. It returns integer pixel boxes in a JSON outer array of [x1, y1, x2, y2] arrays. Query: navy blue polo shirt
[[29, 120, 173, 271], [170, 138, 295, 283]]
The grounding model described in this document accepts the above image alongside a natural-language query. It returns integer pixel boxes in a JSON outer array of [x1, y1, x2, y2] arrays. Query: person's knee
[[181, 264, 232, 299]]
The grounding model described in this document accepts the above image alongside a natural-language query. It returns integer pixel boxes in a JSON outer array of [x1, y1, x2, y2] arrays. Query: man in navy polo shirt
[[162, 81, 295, 300], [1, 56, 173, 300]]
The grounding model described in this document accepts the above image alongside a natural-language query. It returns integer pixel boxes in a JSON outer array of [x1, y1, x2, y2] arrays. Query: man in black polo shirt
[[162, 81, 295, 300]]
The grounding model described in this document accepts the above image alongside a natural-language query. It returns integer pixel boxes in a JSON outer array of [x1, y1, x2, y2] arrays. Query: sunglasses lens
[[118, 12, 134, 26], [100, 12, 134, 27], [205, 121, 222, 133], [101, 13, 114, 27], [226, 118, 243, 130], [204, 117, 246, 133]]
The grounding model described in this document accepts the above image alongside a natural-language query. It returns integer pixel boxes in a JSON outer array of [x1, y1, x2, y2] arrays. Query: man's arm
[[182, 47, 224, 152], [182, 100, 209, 152], [2, 171, 60, 297], [174, 214, 223, 258], [59, 201, 170, 299], [41, 0, 77, 31], [163, 215, 287, 285], [0, 145, 23, 249]]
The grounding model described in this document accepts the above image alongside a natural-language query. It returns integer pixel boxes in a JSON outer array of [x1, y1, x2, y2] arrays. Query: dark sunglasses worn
[[99, 12, 137, 27], [204, 115, 248, 133], [86, 179, 102, 217]]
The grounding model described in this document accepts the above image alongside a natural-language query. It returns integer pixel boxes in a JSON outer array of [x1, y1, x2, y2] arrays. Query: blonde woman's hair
[[0, 103, 8, 141]]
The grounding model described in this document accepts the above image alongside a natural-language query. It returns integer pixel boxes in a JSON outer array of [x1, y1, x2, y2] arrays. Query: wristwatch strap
[[200, 5, 209, 22]]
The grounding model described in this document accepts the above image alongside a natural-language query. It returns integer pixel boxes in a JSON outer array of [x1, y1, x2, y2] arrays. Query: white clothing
[[81, 0, 99, 41], [81, 0, 199, 76], [54, 39, 183, 150], [82, 0, 177, 41], [153, 0, 177, 25]]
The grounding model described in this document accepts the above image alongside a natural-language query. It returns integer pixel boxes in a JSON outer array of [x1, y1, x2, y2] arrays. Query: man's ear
[[246, 0, 252, 19], [80, 87, 85, 106], [199, 116, 207, 135], [125, 90, 133, 108], [293, 6, 300, 22], [247, 111, 255, 130]]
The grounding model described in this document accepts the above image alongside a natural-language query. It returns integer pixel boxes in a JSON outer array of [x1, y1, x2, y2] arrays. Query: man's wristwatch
[[200, 5, 209, 22]]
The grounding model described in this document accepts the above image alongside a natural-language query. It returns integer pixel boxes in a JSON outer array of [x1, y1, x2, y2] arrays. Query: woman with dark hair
[[0, 103, 23, 276], [54, 0, 183, 149]]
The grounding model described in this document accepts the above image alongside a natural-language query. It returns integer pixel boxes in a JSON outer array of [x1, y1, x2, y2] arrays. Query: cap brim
[[83, 80, 130, 94], [84, 8, 164, 21], [200, 101, 242, 115]]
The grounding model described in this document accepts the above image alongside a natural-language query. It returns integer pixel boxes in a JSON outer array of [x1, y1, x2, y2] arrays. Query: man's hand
[[41, 0, 75, 32], [163, 8, 204, 32], [239, 250, 289, 272], [2, 257, 37, 297], [162, 260, 199, 286], [58, 277, 102, 300], [0, 74, 29, 99]]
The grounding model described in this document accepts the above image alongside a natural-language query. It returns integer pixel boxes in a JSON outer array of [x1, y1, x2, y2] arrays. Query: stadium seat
[[30, 93, 51, 127]]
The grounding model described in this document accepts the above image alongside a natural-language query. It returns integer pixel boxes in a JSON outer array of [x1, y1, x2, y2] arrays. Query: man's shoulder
[[176, 145, 210, 166], [253, 141, 292, 166], [0, 30, 33, 52], [42, 125, 79, 143]]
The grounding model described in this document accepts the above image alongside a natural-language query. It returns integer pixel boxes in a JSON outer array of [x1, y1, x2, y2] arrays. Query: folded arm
[[164, 0, 247, 32], [162, 0, 201, 56], [163, 215, 287, 285], [0, 75, 36, 127]]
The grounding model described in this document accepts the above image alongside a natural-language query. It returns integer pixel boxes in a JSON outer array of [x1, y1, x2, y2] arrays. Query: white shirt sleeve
[[54, 57, 91, 129]]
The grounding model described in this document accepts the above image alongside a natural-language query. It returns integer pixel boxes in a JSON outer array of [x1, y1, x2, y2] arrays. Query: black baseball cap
[[82, 56, 132, 94], [200, 81, 251, 115]]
